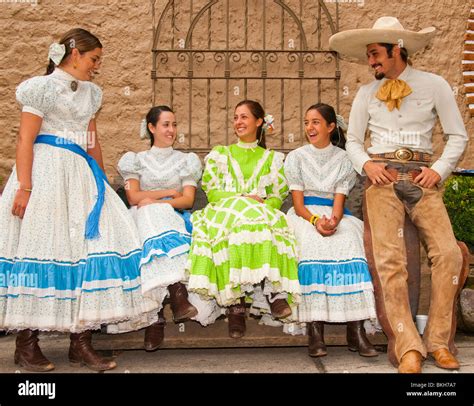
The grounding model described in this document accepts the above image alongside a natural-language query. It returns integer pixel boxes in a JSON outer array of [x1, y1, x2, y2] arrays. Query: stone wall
[[0, 0, 472, 186]]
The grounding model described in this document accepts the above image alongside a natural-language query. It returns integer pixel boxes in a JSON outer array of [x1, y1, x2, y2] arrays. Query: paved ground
[[1, 332, 473, 374]]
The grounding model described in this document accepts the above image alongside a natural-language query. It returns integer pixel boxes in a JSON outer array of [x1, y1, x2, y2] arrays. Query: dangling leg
[[307, 321, 327, 357], [346, 320, 378, 357], [168, 282, 198, 322], [227, 297, 246, 339], [267, 292, 292, 319], [144, 308, 166, 352]]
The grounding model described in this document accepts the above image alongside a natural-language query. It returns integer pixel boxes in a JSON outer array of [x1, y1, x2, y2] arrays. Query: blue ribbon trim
[[140, 230, 191, 266], [303, 196, 352, 215], [0, 250, 141, 295], [35, 134, 109, 240], [298, 258, 371, 287]]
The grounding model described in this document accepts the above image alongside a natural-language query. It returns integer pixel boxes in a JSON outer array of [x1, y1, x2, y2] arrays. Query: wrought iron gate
[[151, 0, 340, 153]]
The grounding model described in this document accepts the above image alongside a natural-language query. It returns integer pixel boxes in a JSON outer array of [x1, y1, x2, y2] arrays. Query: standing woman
[[117, 106, 221, 351], [0, 28, 159, 372], [285, 103, 378, 358], [188, 100, 301, 339]]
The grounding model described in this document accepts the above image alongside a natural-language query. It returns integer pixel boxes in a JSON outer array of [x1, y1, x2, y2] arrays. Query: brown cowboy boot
[[168, 282, 198, 322], [69, 330, 116, 371], [308, 321, 327, 357], [144, 309, 166, 351], [398, 350, 423, 373], [268, 293, 292, 319], [14, 329, 55, 372], [430, 348, 460, 370], [346, 320, 378, 357], [227, 297, 246, 339]]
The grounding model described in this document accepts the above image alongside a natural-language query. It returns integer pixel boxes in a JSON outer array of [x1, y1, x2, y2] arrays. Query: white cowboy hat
[[329, 16, 436, 63]]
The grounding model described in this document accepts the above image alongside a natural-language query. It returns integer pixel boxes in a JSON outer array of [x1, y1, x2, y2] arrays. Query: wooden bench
[[96, 176, 400, 350]]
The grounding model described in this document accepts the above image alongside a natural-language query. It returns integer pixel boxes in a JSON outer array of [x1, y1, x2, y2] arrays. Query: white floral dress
[[117, 147, 221, 326], [0, 68, 160, 333], [284, 143, 376, 322]]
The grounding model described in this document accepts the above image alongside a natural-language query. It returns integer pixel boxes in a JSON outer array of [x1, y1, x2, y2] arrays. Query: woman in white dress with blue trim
[[285, 103, 378, 358], [0, 28, 160, 372], [117, 106, 220, 351]]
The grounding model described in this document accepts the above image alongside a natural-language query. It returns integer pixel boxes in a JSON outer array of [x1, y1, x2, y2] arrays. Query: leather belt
[[386, 168, 422, 182], [370, 148, 432, 163]]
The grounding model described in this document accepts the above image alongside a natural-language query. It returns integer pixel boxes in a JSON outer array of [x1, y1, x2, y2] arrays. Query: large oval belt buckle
[[395, 148, 414, 161]]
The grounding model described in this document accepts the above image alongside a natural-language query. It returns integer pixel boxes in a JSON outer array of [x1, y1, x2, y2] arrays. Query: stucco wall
[[0, 0, 472, 186]]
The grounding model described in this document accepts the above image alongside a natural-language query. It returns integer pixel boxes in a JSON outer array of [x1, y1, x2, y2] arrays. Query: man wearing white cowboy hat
[[329, 16, 469, 373]]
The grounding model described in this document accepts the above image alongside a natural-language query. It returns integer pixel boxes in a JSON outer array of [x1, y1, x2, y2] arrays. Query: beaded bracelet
[[309, 214, 320, 225]]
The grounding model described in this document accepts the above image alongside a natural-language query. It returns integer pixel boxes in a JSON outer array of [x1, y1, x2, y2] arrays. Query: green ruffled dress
[[187, 141, 300, 308]]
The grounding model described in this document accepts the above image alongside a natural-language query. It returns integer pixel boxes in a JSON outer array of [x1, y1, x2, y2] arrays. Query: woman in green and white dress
[[187, 100, 300, 338]]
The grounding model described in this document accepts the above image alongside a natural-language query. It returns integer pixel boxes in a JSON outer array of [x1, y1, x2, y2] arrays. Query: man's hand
[[363, 161, 396, 185], [413, 166, 441, 189]]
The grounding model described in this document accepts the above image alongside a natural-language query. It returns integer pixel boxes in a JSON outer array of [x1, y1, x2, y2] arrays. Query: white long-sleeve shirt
[[346, 65, 468, 182]]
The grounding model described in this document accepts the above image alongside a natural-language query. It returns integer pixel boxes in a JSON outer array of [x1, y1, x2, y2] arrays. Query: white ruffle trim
[[188, 266, 301, 307]]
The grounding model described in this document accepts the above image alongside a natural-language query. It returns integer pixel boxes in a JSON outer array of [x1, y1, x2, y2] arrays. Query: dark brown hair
[[305, 103, 346, 149], [235, 100, 266, 149], [46, 28, 102, 75], [146, 105, 174, 147], [378, 43, 410, 64]]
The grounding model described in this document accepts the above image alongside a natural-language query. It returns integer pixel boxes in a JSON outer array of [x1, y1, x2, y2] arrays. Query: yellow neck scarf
[[376, 79, 412, 111]]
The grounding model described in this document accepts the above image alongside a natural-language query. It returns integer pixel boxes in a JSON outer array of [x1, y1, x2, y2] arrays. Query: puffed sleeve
[[264, 151, 289, 210], [117, 152, 140, 181], [89, 82, 103, 117], [284, 150, 304, 191], [180, 153, 202, 187], [16, 76, 58, 118], [201, 146, 226, 194], [334, 153, 357, 196], [202, 146, 240, 203]]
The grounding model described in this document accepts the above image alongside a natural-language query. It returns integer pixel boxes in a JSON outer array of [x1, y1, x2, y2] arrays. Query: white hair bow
[[140, 118, 150, 140], [48, 43, 66, 66], [336, 114, 348, 131]]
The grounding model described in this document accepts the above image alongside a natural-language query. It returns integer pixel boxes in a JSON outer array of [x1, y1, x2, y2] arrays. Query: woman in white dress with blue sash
[[285, 103, 378, 358], [117, 106, 221, 351], [0, 28, 160, 372]]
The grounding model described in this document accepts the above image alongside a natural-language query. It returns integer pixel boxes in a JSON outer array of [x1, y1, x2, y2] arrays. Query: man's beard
[[375, 71, 385, 80]]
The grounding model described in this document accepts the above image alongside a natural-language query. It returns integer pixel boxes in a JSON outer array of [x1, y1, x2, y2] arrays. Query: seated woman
[[117, 106, 220, 351], [285, 103, 378, 358], [187, 100, 301, 338]]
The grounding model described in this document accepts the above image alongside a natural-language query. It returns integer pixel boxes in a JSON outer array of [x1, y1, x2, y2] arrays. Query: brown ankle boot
[[144, 309, 166, 351], [268, 294, 292, 319], [227, 298, 246, 339], [308, 321, 327, 357], [346, 320, 378, 357], [69, 330, 116, 371], [14, 329, 55, 372], [168, 282, 198, 322]]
